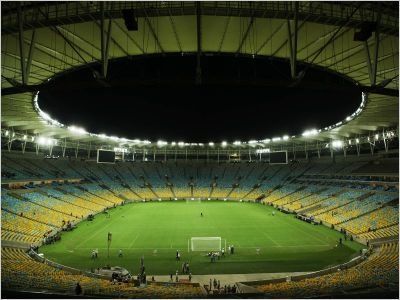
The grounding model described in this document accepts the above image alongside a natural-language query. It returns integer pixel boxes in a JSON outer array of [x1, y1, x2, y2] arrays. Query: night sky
[[39, 54, 361, 142]]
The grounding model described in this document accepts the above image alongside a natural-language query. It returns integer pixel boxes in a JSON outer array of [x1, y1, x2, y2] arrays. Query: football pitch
[[41, 201, 364, 275]]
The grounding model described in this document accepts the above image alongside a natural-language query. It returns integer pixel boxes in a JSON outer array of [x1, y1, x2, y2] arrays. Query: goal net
[[190, 237, 222, 252]]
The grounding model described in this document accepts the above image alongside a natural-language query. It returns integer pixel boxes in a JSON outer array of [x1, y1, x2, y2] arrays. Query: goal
[[190, 237, 224, 252]]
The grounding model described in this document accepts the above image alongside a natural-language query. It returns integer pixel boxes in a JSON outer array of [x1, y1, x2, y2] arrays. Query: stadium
[[1, 1, 399, 299]]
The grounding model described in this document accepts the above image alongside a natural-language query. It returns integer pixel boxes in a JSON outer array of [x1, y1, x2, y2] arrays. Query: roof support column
[[7, 129, 14, 152], [17, 3, 27, 85], [382, 129, 389, 152], [21, 135, 27, 154], [75, 141, 80, 158], [316, 141, 321, 159], [369, 135, 375, 156], [356, 137, 361, 156], [62, 138, 67, 157]]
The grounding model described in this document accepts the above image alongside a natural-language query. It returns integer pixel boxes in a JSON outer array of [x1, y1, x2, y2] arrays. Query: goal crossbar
[[190, 237, 224, 252]]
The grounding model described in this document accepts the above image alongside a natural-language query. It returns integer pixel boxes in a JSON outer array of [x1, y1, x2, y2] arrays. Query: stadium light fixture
[[302, 129, 318, 137], [346, 116, 352, 121], [209, 142, 214, 146], [348, 139, 352, 145], [262, 138, 271, 143], [283, 135, 289, 141], [157, 140, 167, 146], [4, 130, 9, 136], [68, 125, 87, 135], [248, 140, 257, 144], [37, 136, 54, 146], [233, 141, 241, 146], [171, 142, 176, 146], [221, 141, 227, 147], [272, 137, 281, 142], [375, 134, 379, 140], [23, 135, 27, 140], [332, 140, 343, 148]]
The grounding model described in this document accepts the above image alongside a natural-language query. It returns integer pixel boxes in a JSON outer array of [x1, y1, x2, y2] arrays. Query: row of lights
[[32, 92, 374, 147]]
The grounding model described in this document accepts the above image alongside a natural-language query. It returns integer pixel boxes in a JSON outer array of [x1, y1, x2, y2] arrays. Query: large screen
[[269, 151, 288, 164], [97, 150, 115, 164]]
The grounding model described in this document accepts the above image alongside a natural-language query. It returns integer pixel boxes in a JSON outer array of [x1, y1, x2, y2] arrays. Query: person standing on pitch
[[118, 249, 123, 257]]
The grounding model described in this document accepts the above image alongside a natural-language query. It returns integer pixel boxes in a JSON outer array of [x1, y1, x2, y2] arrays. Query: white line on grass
[[73, 216, 119, 249], [128, 234, 140, 248]]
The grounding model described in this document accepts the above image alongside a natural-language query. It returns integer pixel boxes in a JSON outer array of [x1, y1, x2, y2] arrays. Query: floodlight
[[157, 140, 167, 146], [209, 142, 214, 146], [272, 137, 281, 142], [233, 141, 241, 146], [4, 130, 9, 136], [283, 135, 289, 140], [221, 141, 227, 147], [171, 142, 176, 146], [302, 129, 318, 137], [23, 135, 27, 140], [248, 140, 257, 144], [348, 140, 352, 145], [375, 134, 379, 140], [346, 116, 351, 121], [332, 140, 343, 148], [174, 198, 178, 200], [68, 125, 87, 135], [207, 198, 211, 200], [262, 138, 271, 143], [356, 138, 360, 144], [199, 143, 204, 146]]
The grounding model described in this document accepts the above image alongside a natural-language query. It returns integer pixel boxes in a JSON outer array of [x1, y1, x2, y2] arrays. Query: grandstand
[[1, 1, 399, 299]]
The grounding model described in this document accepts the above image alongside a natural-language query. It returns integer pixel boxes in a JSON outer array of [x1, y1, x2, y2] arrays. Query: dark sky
[[39, 54, 361, 142]]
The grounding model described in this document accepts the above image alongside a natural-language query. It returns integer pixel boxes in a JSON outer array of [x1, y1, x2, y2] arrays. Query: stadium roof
[[1, 1, 399, 149]]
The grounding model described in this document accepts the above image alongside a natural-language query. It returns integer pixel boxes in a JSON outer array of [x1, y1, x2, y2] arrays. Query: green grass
[[41, 201, 364, 275]]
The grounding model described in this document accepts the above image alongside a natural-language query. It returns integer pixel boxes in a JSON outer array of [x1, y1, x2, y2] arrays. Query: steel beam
[[17, 4, 27, 85]]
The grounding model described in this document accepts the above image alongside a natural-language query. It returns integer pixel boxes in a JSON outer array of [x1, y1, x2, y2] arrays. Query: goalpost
[[189, 237, 226, 252]]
